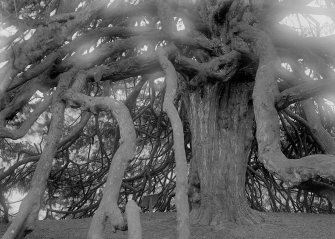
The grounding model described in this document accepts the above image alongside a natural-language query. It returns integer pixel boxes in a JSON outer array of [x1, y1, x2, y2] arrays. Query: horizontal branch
[[0, 156, 40, 182], [1, 80, 40, 119], [270, 24, 335, 59], [47, 202, 99, 215], [276, 79, 335, 110], [7, 26, 158, 91]]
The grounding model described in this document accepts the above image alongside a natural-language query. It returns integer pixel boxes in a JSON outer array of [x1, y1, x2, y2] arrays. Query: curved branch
[[58, 111, 92, 149], [62, 90, 136, 237], [0, 156, 39, 182], [1, 1, 108, 99], [158, 46, 190, 239], [301, 99, 335, 155], [0, 94, 52, 139], [237, 24, 335, 186], [1, 70, 76, 239]]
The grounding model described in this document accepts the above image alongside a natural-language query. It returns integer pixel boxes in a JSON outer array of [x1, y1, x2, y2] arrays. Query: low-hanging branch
[[236, 24, 335, 186], [0, 94, 52, 139], [62, 88, 136, 237], [1, 70, 76, 239]]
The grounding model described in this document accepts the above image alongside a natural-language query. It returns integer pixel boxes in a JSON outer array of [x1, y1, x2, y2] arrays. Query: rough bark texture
[[62, 91, 136, 239], [159, 48, 190, 239], [187, 81, 261, 226]]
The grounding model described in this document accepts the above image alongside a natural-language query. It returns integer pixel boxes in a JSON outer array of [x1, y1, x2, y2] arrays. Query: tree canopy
[[1, 0, 335, 238]]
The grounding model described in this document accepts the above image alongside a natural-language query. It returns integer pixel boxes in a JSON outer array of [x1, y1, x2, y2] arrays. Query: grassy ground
[[1, 212, 335, 239]]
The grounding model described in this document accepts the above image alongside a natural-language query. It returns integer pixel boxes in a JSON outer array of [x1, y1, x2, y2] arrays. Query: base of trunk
[[190, 204, 264, 226], [186, 82, 260, 227]]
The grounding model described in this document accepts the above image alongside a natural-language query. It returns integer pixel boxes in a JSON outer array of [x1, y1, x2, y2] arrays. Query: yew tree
[[1, 0, 335, 238]]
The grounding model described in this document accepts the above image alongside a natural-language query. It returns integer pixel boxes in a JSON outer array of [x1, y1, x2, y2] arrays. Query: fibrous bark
[[187, 81, 262, 226]]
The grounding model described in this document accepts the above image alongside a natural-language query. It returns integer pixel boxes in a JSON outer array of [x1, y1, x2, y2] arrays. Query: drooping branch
[[301, 99, 335, 155], [62, 89, 136, 237], [125, 76, 148, 112], [274, 58, 335, 155], [1, 69, 77, 239], [269, 24, 335, 61], [0, 94, 52, 139], [281, 108, 327, 154], [4, 0, 220, 99], [236, 24, 335, 186], [0, 111, 91, 184], [8, 26, 159, 91], [0, 1, 109, 101], [0, 79, 40, 117], [158, 46, 190, 239], [0, 155, 39, 182]]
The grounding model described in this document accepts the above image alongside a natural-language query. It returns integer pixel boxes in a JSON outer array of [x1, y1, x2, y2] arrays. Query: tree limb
[[158, 46, 190, 239], [62, 89, 136, 237]]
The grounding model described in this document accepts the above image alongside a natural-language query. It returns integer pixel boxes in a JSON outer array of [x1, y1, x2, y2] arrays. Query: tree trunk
[[62, 90, 136, 238], [1, 71, 74, 239], [187, 81, 262, 226], [159, 48, 190, 239]]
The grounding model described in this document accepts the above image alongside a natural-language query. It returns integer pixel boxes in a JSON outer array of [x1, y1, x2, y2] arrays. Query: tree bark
[[1, 70, 75, 239], [159, 47, 190, 239], [62, 90, 136, 239], [186, 81, 262, 226], [237, 25, 335, 185]]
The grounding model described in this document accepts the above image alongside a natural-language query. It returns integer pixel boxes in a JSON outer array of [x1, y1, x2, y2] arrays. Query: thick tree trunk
[[187, 81, 262, 226]]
